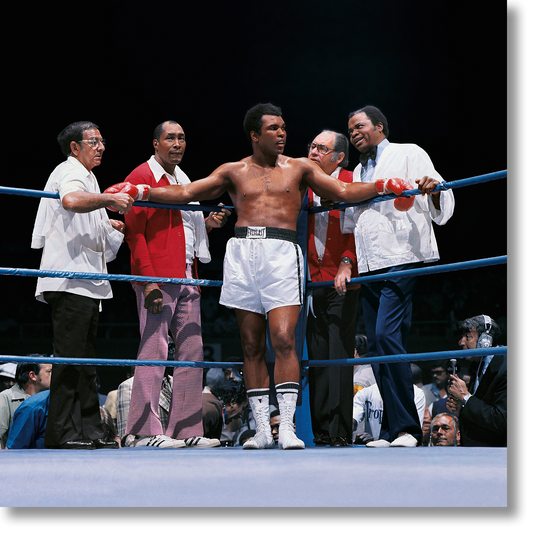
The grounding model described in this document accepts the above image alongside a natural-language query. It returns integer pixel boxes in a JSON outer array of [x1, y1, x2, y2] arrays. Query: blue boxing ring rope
[[0, 169, 507, 371]]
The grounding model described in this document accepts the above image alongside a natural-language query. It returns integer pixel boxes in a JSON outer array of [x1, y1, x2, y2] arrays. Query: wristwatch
[[341, 257, 353, 267], [461, 393, 472, 407]]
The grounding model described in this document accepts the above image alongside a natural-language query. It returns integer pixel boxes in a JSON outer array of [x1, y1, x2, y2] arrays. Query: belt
[[234, 226, 298, 244]]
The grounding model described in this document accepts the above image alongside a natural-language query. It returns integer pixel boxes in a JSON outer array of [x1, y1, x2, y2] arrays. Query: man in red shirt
[[306, 130, 360, 447], [123, 121, 229, 448]]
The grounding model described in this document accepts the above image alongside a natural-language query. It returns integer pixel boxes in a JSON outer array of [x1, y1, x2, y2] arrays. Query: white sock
[[275, 382, 299, 432], [247, 388, 272, 434]]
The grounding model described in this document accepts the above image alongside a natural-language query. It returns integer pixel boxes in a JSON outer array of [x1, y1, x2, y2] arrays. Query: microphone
[[450, 359, 457, 376]]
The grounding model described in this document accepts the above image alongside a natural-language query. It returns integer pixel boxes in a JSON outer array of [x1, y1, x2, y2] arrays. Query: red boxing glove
[[393, 195, 415, 212], [375, 178, 415, 212], [104, 182, 150, 211]]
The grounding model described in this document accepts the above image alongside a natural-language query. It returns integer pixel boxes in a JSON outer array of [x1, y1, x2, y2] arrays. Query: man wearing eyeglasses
[[305, 130, 359, 447], [31, 121, 133, 450]]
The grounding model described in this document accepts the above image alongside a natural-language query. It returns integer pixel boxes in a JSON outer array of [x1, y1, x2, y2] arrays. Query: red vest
[[124, 162, 189, 282], [307, 169, 359, 286]]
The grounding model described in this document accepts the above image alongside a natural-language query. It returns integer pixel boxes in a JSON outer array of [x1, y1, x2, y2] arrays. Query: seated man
[[6, 390, 50, 449], [203, 380, 247, 443]]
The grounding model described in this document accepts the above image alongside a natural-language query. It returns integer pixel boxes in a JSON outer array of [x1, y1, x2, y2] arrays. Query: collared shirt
[[342, 142, 455, 273], [31, 156, 124, 303], [473, 354, 495, 394], [146, 156, 210, 264], [6, 390, 49, 449], [360, 139, 390, 183], [0, 383, 30, 448], [116, 375, 173, 438]]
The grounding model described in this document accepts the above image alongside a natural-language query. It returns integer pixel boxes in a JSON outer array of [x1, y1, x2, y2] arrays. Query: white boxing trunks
[[219, 227, 304, 315]]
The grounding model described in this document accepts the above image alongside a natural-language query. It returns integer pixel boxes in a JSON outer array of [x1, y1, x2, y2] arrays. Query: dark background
[[1, 0, 507, 393]]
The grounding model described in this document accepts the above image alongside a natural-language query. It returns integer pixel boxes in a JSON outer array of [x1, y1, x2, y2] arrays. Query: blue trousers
[[361, 263, 423, 443]]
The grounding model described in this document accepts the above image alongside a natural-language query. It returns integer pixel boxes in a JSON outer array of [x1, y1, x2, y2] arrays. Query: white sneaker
[[183, 437, 220, 448], [122, 434, 137, 447], [366, 439, 391, 448], [134, 435, 186, 448], [391, 432, 418, 447], [278, 429, 305, 450], [243, 430, 276, 450]]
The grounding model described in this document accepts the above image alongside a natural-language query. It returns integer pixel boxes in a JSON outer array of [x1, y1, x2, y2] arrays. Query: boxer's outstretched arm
[[150, 165, 231, 204]]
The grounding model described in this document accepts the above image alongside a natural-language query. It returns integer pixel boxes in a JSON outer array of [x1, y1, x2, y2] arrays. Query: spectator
[[421, 360, 450, 406], [0, 358, 52, 449], [202, 380, 247, 443], [269, 409, 281, 446], [0, 364, 16, 392], [353, 383, 426, 445], [446, 315, 506, 447], [429, 413, 461, 446], [203, 368, 226, 392], [6, 393, 119, 449], [410, 364, 423, 387], [353, 335, 376, 396], [116, 369, 174, 447], [5, 390, 50, 449]]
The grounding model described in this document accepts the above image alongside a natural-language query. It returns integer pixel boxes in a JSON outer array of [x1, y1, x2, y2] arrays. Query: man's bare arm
[[301, 159, 378, 203], [149, 164, 232, 204]]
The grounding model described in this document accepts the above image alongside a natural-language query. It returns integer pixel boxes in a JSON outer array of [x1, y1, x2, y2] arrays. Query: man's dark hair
[[15, 355, 49, 387], [153, 120, 179, 142], [211, 379, 247, 406], [348, 105, 389, 137], [243, 103, 282, 144], [458, 315, 501, 344], [354, 334, 368, 357], [57, 121, 99, 157]]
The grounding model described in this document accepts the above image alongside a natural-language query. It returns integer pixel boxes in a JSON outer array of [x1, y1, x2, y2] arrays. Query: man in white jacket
[[343, 106, 455, 448], [31, 121, 133, 450]]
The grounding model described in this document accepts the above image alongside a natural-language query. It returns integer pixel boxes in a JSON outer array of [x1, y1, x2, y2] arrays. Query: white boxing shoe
[[278, 429, 305, 450], [243, 430, 276, 450]]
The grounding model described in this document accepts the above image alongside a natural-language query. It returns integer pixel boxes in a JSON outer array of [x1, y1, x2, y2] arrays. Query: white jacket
[[31, 157, 124, 303], [342, 143, 455, 273]]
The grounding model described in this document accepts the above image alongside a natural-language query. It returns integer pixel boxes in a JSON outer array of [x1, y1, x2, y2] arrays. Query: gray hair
[[322, 130, 349, 168]]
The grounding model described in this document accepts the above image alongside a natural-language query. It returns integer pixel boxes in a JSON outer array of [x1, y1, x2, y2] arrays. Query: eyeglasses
[[77, 138, 106, 148], [307, 142, 334, 155]]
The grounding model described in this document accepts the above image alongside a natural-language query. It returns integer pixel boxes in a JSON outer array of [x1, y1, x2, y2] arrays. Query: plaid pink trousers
[[126, 273, 204, 439]]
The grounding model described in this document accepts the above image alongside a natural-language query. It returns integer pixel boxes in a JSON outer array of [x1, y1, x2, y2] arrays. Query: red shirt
[[124, 162, 188, 282]]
